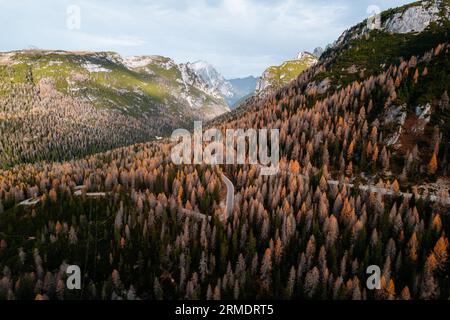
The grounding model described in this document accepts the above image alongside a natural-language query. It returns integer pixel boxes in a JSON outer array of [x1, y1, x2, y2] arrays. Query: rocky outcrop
[[313, 47, 324, 58], [332, 0, 449, 49], [255, 51, 318, 96], [188, 61, 234, 100], [384, 3, 441, 33]]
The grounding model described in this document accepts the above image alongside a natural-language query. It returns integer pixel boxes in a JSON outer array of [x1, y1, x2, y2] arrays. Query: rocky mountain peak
[[383, 1, 443, 33], [187, 61, 257, 108], [188, 61, 233, 98], [333, 0, 450, 49]]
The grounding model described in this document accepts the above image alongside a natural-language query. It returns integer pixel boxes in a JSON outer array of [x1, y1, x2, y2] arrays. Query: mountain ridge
[[0, 49, 230, 167], [0, 0, 449, 301], [188, 60, 258, 108], [255, 51, 318, 96]]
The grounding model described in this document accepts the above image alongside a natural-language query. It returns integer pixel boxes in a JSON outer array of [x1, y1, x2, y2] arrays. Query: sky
[[0, 0, 413, 78]]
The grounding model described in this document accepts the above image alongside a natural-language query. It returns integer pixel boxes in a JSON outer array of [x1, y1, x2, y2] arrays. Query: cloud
[[0, 0, 414, 77], [79, 0, 349, 76], [71, 33, 146, 47]]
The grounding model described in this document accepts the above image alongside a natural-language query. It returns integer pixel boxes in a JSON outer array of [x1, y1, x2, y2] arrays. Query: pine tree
[[304, 267, 319, 298], [387, 279, 396, 300], [206, 284, 213, 300], [441, 91, 449, 110], [381, 146, 389, 172], [154, 277, 163, 300], [49, 189, 58, 203], [260, 248, 272, 294], [286, 266, 296, 298], [407, 233, 418, 263], [352, 276, 362, 300], [233, 280, 240, 300], [213, 282, 221, 300]]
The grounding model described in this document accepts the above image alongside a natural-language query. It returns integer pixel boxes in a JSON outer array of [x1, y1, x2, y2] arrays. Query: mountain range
[[0, 51, 233, 167], [0, 0, 449, 301], [0, 47, 318, 168], [188, 61, 258, 108]]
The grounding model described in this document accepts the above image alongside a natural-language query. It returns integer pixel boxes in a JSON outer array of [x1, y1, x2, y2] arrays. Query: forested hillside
[[0, 0, 449, 300], [0, 51, 229, 168]]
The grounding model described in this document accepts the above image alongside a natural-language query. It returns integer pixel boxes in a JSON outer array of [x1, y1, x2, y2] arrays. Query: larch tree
[[433, 236, 448, 271], [260, 248, 273, 294], [400, 286, 411, 300], [428, 153, 438, 175], [420, 253, 438, 299]]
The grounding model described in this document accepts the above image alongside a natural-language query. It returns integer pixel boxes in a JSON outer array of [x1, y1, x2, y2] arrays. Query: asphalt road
[[279, 168, 450, 205], [221, 173, 235, 219], [179, 173, 235, 223]]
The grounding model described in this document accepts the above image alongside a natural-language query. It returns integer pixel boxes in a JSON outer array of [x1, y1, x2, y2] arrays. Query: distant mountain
[[188, 61, 234, 100], [120, 55, 229, 118], [2, 0, 450, 302], [255, 51, 318, 96], [188, 61, 258, 108], [313, 47, 324, 58], [0, 50, 229, 167], [226, 76, 259, 107]]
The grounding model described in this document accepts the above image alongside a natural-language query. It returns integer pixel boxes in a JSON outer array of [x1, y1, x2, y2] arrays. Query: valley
[[0, 0, 449, 302]]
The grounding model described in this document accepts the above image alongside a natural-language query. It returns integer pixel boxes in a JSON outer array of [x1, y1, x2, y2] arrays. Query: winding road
[[183, 166, 448, 225], [275, 168, 450, 206], [180, 173, 235, 224], [221, 173, 235, 220]]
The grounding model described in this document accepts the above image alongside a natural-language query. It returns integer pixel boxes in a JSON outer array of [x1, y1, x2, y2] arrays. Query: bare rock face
[[188, 61, 234, 100], [333, 0, 449, 48], [384, 2, 441, 34], [255, 69, 272, 93], [187, 61, 257, 108]]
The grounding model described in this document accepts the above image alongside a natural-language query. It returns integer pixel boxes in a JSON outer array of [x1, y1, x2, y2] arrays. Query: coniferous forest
[[0, 0, 449, 301]]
